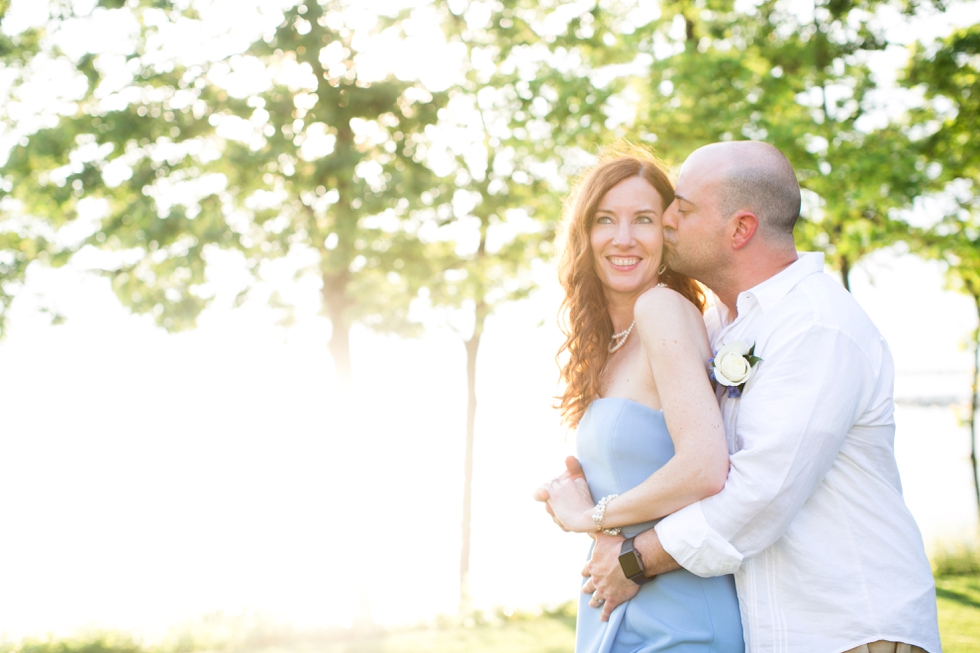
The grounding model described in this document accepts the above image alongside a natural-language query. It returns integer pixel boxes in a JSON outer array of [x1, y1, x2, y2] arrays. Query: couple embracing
[[535, 141, 942, 653]]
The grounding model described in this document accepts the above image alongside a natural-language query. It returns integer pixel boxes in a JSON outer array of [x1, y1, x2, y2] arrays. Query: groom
[[541, 142, 941, 653]]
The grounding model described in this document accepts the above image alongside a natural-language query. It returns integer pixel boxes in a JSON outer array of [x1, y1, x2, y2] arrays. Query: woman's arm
[[546, 288, 730, 533]]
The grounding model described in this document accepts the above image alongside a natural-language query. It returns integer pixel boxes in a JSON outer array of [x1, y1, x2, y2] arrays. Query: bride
[[535, 149, 744, 652]]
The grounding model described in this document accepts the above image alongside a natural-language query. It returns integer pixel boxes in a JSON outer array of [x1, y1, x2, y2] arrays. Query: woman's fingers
[[552, 514, 569, 531]]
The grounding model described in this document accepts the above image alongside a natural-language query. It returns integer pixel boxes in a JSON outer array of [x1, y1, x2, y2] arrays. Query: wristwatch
[[619, 536, 653, 585]]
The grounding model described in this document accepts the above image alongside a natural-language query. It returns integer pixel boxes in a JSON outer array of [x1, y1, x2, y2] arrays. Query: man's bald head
[[687, 141, 801, 241]]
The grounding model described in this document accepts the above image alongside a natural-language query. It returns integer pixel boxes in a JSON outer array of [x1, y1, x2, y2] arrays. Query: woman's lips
[[608, 256, 641, 270]]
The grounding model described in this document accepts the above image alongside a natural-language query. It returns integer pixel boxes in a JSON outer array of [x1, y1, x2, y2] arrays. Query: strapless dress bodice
[[574, 398, 744, 653]]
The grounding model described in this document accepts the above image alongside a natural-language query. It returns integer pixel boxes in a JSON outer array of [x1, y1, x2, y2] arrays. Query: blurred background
[[1, 0, 979, 649]]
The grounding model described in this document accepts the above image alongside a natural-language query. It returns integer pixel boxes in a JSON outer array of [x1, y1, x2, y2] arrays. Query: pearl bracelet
[[592, 494, 621, 536]]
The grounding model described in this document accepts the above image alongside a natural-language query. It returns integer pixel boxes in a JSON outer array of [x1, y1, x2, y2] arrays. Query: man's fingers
[[600, 598, 618, 622], [581, 563, 591, 578]]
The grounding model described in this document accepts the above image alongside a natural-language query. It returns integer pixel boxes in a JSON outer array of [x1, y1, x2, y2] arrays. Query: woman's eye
[[595, 216, 612, 224], [636, 215, 653, 224]]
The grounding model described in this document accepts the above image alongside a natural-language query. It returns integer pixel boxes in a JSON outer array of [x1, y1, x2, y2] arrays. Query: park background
[[1, 0, 979, 650]]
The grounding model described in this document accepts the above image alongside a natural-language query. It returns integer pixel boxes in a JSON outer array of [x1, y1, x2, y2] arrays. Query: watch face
[[619, 550, 643, 578]]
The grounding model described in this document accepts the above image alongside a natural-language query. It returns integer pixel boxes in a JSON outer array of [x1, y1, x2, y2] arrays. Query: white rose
[[713, 341, 754, 387]]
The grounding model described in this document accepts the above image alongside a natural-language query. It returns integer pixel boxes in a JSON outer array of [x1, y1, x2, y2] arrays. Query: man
[[542, 142, 941, 653]]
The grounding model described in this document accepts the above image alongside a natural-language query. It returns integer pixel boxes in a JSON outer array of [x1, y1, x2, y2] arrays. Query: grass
[[935, 574, 980, 653], [4, 578, 977, 653]]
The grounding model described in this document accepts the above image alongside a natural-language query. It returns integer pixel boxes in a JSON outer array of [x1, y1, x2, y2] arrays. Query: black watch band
[[619, 535, 653, 585]]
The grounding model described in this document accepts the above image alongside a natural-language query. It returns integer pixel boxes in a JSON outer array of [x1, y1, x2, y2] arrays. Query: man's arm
[[656, 323, 885, 576]]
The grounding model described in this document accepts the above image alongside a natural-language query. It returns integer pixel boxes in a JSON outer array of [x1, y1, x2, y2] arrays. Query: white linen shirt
[[655, 253, 941, 653]]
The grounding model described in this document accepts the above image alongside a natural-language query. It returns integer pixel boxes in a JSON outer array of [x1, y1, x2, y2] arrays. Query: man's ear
[[731, 211, 759, 250]]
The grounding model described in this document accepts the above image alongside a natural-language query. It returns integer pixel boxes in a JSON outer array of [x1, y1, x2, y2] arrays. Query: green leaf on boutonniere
[[747, 355, 763, 366]]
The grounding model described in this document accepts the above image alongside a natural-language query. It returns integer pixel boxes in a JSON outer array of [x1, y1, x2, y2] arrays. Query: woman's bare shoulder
[[635, 286, 706, 334]]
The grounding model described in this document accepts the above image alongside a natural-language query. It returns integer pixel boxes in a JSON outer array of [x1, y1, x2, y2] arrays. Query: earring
[[657, 263, 667, 275]]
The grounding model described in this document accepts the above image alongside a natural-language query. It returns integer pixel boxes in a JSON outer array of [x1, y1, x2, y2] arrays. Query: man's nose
[[663, 201, 678, 229]]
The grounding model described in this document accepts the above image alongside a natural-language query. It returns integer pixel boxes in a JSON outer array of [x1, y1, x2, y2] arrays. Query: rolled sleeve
[[655, 502, 743, 576], [658, 322, 882, 577]]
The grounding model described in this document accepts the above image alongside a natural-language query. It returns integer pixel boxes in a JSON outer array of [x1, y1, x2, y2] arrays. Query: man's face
[[661, 154, 730, 283]]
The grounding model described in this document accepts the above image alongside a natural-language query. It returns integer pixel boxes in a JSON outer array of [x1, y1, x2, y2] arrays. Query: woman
[[539, 150, 743, 652]]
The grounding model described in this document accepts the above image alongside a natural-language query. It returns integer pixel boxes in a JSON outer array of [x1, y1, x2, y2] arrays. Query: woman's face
[[590, 175, 665, 300]]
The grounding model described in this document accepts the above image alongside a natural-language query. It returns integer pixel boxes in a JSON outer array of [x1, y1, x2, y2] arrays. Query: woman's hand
[[544, 476, 597, 533], [533, 456, 592, 531]]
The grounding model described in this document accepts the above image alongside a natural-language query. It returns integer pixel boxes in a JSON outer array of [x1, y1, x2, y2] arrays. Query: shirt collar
[[746, 251, 824, 312], [716, 252, 825, 325]]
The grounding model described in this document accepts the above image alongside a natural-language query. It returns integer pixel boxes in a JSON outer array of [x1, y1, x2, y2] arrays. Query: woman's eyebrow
[[595, 206, 660, 214]]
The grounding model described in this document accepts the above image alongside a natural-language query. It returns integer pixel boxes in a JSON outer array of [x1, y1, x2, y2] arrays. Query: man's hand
[[533, 456, 587, 530], [582, 532, 638, 621]]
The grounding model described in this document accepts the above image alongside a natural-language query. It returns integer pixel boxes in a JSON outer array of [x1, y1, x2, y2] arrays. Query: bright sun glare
[[0, 0, 979, 643]]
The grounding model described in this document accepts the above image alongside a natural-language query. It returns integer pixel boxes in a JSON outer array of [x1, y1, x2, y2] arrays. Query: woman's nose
[[611, 221, 633, 246]]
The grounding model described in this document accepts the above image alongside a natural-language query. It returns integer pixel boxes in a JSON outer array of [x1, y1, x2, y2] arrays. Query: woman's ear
[[731, 211, 759, 250]]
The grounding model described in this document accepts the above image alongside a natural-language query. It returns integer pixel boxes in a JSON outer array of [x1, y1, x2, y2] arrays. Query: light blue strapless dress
[[575, 398, 744, 653]]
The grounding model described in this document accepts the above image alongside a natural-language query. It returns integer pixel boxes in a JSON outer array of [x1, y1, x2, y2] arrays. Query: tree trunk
[[839, 254, 851, 293], [970, 292, 980, 521], [322, 270, 376, 629], [459, 306, 485, 612], [323, 271, 353, 388]]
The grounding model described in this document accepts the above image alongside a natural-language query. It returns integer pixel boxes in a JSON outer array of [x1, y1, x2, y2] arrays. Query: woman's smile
[[608, 256, 642, 270]]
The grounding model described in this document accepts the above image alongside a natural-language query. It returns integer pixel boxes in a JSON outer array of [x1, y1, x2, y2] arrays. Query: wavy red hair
[[556, 150, 706, 428]]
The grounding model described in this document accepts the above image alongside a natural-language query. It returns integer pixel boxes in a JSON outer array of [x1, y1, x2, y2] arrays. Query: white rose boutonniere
[[710, 340, 763, 398]]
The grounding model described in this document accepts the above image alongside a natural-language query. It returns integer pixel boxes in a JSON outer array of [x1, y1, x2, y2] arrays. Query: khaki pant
[[842, 642, 927, 653]]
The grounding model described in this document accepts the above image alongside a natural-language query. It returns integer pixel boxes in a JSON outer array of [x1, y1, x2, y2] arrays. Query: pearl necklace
[[608, 320, 635, 353]]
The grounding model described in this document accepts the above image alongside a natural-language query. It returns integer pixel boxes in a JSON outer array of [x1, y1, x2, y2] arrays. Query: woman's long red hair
[[556, 149, 705, 428]]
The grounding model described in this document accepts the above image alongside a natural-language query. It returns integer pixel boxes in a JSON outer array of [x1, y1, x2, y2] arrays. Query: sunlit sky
[[1, 0, 980, 643]]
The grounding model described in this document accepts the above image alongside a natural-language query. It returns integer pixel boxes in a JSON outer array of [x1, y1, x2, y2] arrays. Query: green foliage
[[619, 0, 930, 288], [423, 0, 618, 330], [213, 1, 448, 347], [933, 542, 980, 577], [0, 1, 447, 365], [906, 22, 980, 519], [905, 21, 980, 319]]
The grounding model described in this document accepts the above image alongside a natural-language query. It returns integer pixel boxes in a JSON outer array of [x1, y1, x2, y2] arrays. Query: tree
[[1, 0, 448, 624], [0, 0, 86, 334], [617, 0, 931, 289], [906, 24, 980, 518], [2, 0, 445, 375], [427, 0, 624, 608]]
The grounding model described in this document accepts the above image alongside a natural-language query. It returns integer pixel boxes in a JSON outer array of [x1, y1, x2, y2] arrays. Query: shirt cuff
[[654, 502, 744, 577]]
